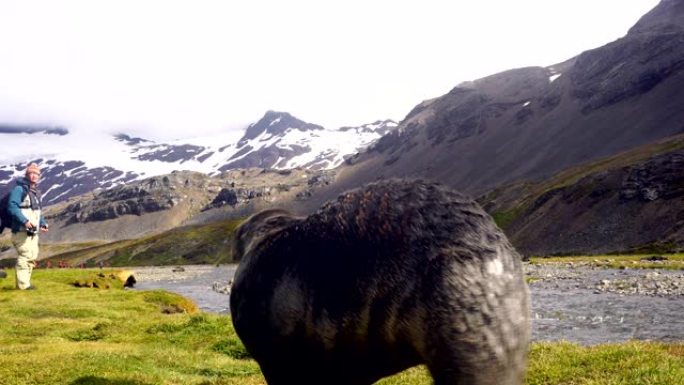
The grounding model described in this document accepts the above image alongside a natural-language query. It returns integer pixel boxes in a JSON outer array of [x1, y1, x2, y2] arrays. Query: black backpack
[[0, 186, 28, 234]]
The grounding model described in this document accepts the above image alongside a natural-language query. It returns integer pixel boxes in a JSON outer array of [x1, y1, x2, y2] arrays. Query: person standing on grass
[[7, 163, 48, 290]]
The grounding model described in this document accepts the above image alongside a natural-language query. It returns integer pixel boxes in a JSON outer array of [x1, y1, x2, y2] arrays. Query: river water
[[135, 265, 237, 314], [134, 264, 684, 345]]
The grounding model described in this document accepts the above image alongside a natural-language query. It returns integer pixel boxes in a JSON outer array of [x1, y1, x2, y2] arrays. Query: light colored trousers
[[12, 231, 39, 290]]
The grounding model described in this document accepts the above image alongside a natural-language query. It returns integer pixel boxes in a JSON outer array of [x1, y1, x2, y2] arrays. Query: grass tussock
[[71, 271, 132, 289], [0, 269, 683, 384], [143, 290, 199, 314]]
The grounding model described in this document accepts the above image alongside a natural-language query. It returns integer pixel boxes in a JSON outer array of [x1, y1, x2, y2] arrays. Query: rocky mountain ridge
[[304, 0, 684, 210], [311, 0, 684, 206], [287, 0, 684, 254], [0, 111, 397, 206], [479, 134, 684, 255], [31, 167, 333, 244]]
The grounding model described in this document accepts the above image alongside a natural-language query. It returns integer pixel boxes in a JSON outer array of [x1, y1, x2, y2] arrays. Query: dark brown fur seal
[[230, 179, 530, 385]]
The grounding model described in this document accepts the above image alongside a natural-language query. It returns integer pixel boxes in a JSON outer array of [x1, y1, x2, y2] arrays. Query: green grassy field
[[0, 269, 682, 384], [529, 253, 684, 270]]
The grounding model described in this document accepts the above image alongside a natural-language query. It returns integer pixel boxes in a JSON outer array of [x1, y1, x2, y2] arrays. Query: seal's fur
[[230, 179, 530, 385]]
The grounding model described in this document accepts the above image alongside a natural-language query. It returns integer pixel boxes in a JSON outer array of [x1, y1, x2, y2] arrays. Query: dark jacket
[[7, 178, 47, 233]]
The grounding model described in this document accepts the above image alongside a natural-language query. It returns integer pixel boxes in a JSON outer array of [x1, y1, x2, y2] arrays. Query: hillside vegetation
[[482, 134, 684, 220], [41, 218, 242, 267], [479, 134, 684, 256]]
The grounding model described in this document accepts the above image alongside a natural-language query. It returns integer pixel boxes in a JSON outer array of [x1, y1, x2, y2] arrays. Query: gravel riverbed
[[131, 263, 684, 345], [525, 262, 684, 297]]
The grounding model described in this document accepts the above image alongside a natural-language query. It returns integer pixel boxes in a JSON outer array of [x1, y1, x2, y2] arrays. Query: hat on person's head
[[25, 163, 41, 176]]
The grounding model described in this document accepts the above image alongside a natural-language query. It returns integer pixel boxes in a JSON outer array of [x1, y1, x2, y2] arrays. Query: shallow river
[[134, 264, 684, 345]]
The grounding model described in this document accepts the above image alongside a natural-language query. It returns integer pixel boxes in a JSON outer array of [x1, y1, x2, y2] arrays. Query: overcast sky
[[0, 0, 660, 141]]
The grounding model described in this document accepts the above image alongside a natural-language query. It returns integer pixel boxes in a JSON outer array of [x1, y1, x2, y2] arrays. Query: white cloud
[[0, 0, 660, 140]]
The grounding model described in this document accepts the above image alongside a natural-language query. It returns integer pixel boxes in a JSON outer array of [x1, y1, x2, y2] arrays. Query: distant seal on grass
[[230, 179, 530, 385]]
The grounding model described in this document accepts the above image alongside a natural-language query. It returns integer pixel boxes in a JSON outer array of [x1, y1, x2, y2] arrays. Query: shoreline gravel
[[524, 263, 684, 297]]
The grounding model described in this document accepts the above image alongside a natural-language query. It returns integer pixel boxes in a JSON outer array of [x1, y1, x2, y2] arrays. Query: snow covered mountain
[[0, 111, 397, 205]]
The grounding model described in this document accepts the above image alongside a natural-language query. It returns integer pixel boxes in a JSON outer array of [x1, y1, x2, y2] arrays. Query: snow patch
[[48, 188, 76, 203], [42, 183, 64, 200], [549, 73, 562, 82]]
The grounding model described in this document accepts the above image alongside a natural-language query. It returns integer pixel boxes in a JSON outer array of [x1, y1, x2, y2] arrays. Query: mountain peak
[[629, 0, 684, 34], [239, 111, 324, 144]]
